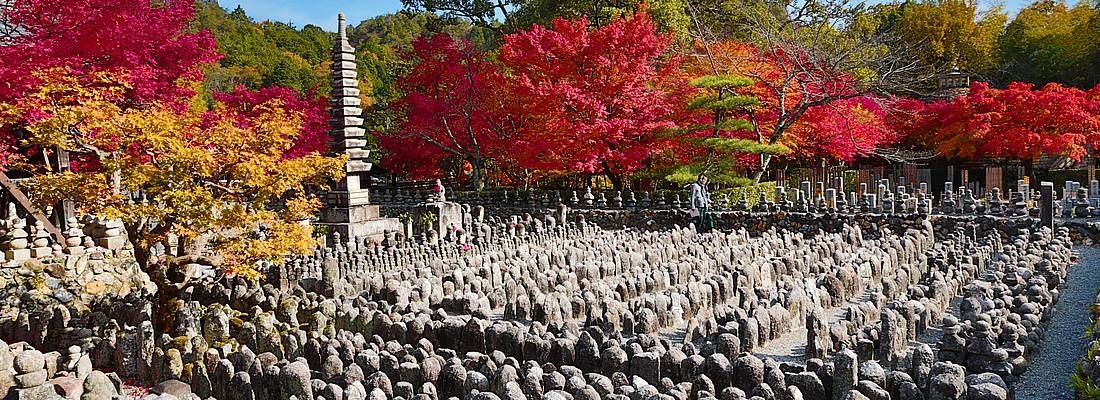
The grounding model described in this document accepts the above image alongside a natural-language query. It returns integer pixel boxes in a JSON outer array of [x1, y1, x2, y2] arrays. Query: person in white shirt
[[688, 174, 713, 233]]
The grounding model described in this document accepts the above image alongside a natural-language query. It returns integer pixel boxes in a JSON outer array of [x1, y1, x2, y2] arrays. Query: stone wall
[[1058, 219, 1100, 245], [376, 177, 1100, 221], [515, 209, 1037, 241], [385, 199, 1038, 244], [0, 206, 160, 398], [0, 253, 153, 399]]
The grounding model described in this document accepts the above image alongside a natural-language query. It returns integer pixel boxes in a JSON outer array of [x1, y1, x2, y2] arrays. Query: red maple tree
[[911, 81, 1100, 163], [214, 85, 329, 158], [0, 0, 339, 169], [0, 0, 220, 105], [380, 33, 517, 188], [499, 10, 691, 189], [795, 96, 900, 162]]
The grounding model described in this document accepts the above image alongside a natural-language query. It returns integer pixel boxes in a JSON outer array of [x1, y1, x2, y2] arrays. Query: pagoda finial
[[338, 13, 347, 39]]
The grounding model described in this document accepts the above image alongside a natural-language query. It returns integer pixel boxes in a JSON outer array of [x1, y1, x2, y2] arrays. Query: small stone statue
[[1074, 187, 1091, 217], [736, 192, 749, 211], [941, 190, 957, 214], [432, 179, 447, 202], [962, 188, 978, 213]]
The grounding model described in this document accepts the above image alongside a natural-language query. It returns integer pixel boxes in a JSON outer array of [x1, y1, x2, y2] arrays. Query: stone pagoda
[[318, 13, 399, 243]]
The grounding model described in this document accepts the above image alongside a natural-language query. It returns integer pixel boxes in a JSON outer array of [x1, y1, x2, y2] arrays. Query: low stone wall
[[1059, 219, 1100, 245], [0, 252, 153, 399], [385, 203, 1039, 239], [474, 206, 1038, 241], [0, 255, 154, 350], [548, 209, 931, 238]]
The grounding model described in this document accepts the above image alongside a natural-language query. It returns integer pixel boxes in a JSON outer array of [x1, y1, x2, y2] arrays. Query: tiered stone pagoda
[[318, 13, 399, 243]]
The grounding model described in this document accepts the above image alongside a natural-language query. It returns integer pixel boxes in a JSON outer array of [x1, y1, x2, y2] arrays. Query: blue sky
[[216, 0, 405, 30], [218, 0, 1037, 30]]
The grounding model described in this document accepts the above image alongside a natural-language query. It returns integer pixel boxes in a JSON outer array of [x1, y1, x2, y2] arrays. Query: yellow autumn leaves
[[1, 69, 346, 279]]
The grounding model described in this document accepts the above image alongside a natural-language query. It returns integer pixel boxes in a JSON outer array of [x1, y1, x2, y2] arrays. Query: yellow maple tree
[[1, 70, 346, 280]]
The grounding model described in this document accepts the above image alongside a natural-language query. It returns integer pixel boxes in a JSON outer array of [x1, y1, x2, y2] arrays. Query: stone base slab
[[319, 217, 401, 244]]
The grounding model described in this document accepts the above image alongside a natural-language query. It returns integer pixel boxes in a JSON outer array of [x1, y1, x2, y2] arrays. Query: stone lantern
[[935, 66, 971, 99]]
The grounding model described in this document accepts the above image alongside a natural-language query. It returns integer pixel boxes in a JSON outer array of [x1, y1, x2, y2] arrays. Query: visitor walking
[[689, 174, 714, 233]]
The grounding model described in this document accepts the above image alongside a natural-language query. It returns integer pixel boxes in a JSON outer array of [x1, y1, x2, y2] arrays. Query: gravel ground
[[1015, 247, 1099, 400], [754, 289, 875, 363]]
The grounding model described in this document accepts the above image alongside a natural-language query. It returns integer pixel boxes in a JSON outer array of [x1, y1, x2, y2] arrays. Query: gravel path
[[755, 289, 875, 363], [1015, 247, 1100, 400]]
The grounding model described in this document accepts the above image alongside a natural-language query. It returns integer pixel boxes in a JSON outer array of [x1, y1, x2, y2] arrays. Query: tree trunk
[[109, 151, 122, 195], [752, 153, 774, 184], [469, 157, 485, 192], [606, 172, 624, 191], [601, 162, 624, 191], [132, 241, 152, 272], [127, 223, 191, 333], [175, 235, 191, 257], [126, 231, 171, 332]]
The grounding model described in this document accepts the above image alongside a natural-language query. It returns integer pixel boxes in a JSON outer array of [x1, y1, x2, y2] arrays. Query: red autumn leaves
[[907, 82, 1100, 162], [380, 11, 911, 184], [499, 15, 687, 181], [383, 13, 691, 186], [5, 0, 1096, 183], [383, 10, 1100, 184], [0, 0, 220, 105], [0, 0, 330, 164]]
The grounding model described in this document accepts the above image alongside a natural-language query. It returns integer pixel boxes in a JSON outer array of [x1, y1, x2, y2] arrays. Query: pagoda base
[[416, 201, 464, 234], [319, 204, 401, 243]]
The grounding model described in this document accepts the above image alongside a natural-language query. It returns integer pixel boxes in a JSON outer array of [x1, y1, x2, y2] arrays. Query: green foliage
[[855, 0, 1099, 87], [1001, 0, 1099, 87], [702, 138, 790, 155], [417, 212, 438, 229], [665, 163, 739, 185], [865, 0, 1007, 78], [402, 0, 692, 38], [681, 0, 786, 41], [710, 119, 755, 132], [687, 94, 760, 111], [311, 224, 329, 238], [674, 71, 765, 185], [402, 0, 524, 31], [264, 22, 330, 65], [663, 119, 756, 137], [664, 157, 769, 188], [194, 0, 327, 95], [1073, 330, 1100, 399], [1070, 372, 1100, 399], [690, 75, 755, 89], [713, 182, 778, 208], [1070, 290, 1100, 399], [509, 0, 692, 37]]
